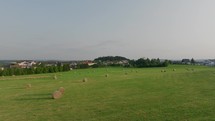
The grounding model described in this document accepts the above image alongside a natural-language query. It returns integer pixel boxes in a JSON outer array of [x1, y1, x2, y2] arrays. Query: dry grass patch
[[0, 75, 51, 81], [25, 84, 32, 89], [53, 75, 57, 80]]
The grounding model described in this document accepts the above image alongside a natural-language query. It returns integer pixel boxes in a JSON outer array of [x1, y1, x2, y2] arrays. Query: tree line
[[129, 58, 169, 68], [0, 64, 70, 76]]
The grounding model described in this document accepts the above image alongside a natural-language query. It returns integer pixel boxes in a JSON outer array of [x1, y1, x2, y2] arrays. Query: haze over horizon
[[0, 0, 215, 60]]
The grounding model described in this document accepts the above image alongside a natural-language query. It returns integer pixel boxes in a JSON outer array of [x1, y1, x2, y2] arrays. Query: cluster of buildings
[[9, 61, 37, 68], [105, 60, 129, 65], [197, 60, 215, 66], [0, 60, 97, 70], [173, 59, 215, 66], [1, 59, 214, 71]]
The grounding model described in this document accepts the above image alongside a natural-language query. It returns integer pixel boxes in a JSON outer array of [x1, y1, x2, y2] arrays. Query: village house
[[117, 60, 129, 65], [81, 61, 96, 66], [181, 59, 191, 64]]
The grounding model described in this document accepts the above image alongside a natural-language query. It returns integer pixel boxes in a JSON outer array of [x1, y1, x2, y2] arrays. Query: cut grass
[[0, 65, 214, 121]]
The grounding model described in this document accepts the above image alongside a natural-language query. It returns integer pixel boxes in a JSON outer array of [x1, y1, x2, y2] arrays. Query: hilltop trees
[[94, 56, 129, 62], [93, 56, 129, 67], [93, 56, 169, 68]]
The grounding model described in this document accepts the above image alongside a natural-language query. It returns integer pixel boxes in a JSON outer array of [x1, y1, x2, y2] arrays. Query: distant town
[[0, 56, 215, 71]]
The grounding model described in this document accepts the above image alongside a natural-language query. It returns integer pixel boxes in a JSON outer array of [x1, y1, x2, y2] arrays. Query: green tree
[[191, 58, 195, 65], [48, 66, 55, 73], [63, 64, 70, 71], [54, 66, 59, 72], [35, 67, 43, 74], [162, 60, 169, 67]]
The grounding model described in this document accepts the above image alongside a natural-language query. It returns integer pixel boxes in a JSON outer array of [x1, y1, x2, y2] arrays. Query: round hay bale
[[105, 74, 109, 77], [161, 70, 166, 72], [26, 84, 32, 89], [58, 87, 65, 94], [173, 69, 176, 71], [53, 75, 57, 80], [83, 78, 88, 82], [52, 90, 62, 99]]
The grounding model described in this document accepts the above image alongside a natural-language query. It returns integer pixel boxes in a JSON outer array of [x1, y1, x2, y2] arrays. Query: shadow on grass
[[1, 87, 24, 90], [15, 93, 52, 101], [11, 87, 26, 90]]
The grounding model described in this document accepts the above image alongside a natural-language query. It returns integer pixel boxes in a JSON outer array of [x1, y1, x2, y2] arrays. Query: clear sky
[[0, 0, 215, 60]]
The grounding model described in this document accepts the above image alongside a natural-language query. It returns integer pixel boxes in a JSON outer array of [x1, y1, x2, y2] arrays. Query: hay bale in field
[[53, 75, 57, 80], [52, 90, 62, 99], [26, 84, 32, 89], [173, 69, 176, 71], [161, 70, 166, 72], [105, 74, 109, 77], [83, 78, 88, 82], [58, 87, 65, 94]]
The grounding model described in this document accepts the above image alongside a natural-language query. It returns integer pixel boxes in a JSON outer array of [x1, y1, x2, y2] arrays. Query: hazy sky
[[0, 0, 215, 60]]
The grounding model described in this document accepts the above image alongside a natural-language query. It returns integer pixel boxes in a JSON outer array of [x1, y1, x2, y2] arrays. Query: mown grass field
[[0, 65, 214, 121]]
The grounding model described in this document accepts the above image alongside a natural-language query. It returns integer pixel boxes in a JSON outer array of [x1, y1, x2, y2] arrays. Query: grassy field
[[0, 65, 214, 121]]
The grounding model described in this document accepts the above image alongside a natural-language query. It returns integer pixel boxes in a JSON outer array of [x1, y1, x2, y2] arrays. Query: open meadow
[[0, 65, 214, 121]]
